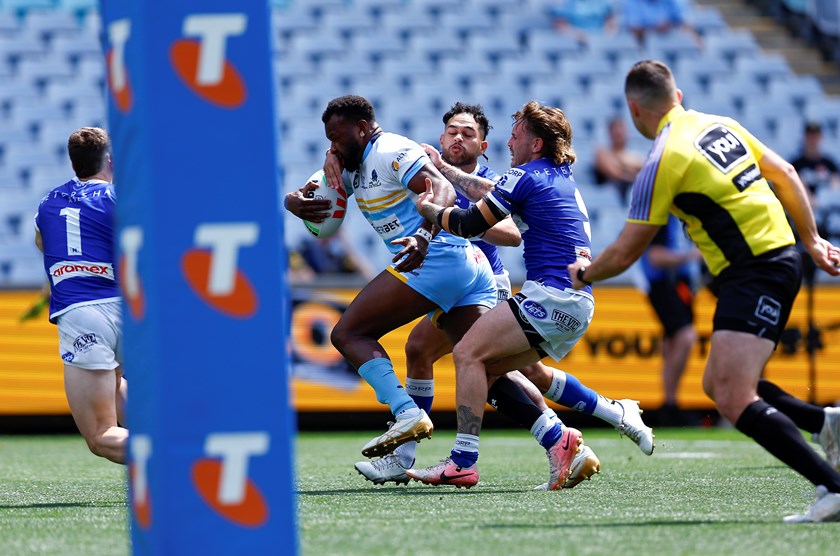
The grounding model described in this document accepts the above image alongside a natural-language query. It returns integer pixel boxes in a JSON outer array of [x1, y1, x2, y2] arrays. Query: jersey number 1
[[60, 207, 82, 256]]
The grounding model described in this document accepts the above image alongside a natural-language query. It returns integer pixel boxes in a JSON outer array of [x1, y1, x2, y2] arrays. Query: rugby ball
[[303, 169, 347, 239]]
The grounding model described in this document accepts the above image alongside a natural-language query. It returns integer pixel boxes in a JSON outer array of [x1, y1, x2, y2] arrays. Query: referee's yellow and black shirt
[[627, 105, 795, 276]]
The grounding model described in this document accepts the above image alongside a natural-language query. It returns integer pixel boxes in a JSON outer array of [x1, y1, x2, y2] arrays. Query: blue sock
[[450, 433, 479, 467], [539, 423, 564, 450], [357, 358, 416, 416], [549, 370, 598, 415]]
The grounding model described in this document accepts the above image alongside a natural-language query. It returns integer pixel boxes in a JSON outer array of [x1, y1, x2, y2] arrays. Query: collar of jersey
[[72, 177, 109, 187], [361, 132, 383, 162], [657, 104, 685, 135]]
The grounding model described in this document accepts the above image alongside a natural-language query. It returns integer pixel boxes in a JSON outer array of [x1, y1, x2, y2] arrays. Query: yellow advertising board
[[2, 286, 839, 415]]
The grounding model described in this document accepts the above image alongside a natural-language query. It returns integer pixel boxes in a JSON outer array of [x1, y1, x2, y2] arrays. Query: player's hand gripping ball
[[303, 169, 347, 239]]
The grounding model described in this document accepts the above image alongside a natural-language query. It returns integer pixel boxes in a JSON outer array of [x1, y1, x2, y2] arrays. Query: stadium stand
[[1, 0, 839, 287]]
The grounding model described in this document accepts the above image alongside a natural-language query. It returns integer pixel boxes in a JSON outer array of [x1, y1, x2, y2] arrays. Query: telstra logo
[[170, 14, 248, 108], [106, 19, 133, 113], [130, 434, 153, 529], [119, 226, 145, 320], [182, 222, 259, 318], [192, 432, 270, 527]]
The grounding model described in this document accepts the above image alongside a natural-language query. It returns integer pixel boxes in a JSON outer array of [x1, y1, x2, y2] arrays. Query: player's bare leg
[[64, 364, 127, 464]]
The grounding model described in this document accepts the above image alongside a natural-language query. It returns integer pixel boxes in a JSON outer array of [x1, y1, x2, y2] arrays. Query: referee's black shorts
[[709, 246, 802, 344]]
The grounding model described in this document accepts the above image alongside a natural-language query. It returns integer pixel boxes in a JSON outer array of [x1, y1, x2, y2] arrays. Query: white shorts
[[494, 270, 512, 302], [509, 280, 594, 361], [57, 301, 122, 370]]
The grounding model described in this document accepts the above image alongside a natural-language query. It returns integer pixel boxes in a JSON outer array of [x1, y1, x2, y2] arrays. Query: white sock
[[395, 442, 416, 468], [396, 406, 420, 420], [405, 378, 434, 399], [452, 433, 479, 455], [543, 407, 560, 424], [544, 369, 567, 402], [592, 395, 624, 426]]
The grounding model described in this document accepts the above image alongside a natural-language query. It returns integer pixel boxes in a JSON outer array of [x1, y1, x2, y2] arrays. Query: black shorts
[[647, 277, 694, 337], [708, 246, 802, 344]]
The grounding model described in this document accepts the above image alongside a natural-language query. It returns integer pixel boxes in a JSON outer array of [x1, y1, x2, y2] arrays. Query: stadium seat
[[49, 33, 102, 61], [703, 29, 761, 65], [0, 0, 54, 11], [274, 53, 317, 93], [320, 6, 380, 41], [16, 53, 75, 84], [733, 52, 793, 88], [438, 54, 495, 92], [352, 32, 405, 64], [318, 53, 378, 89], [707, 74, 765, 113], [409, 31, 462, 64], [585, 31, 642, 64], [767, 75, 826, 111], [673, 53, 731, 92], [23, 9, 79, 39], [377, 56, 436, 91], [271, 3, 318, 46], [689, 5, 728, 36], [0, 10, 19, 33], [469, 33, 522, 65], [291, 33, 347, 64], [443, 10, 496, 40], [0, 29, 48, 61], [379, 8, 438, 41], [528, 77, 585, 108], [644, 30, 702, 66], [527, 30, 582, 65], [587, 79, 627, 113], [559, 55, 614, 90], [497, 56, 555, 91]]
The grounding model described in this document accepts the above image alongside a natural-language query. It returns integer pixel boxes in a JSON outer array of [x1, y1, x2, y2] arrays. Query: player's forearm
[[438, 162, 495, 202], [773, 170, 821, 246]]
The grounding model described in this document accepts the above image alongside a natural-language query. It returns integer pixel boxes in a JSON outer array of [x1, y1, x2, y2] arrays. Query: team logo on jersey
[[191, 432, 270, 527], [754, 295, 781, 326], [61, 352, 75, 363], [694, 124, 750, 174], [73, 333, 98, 353], [106, 19, 133, 113], [522, 300, 547, 320], [182, 222, 259, 318], [170, 14, 247, 108]]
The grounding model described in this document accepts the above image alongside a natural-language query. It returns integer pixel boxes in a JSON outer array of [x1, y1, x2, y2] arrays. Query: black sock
[[757, 379, 824, 433], [736, 400, 840, 492], [487, 376, 544, 430]]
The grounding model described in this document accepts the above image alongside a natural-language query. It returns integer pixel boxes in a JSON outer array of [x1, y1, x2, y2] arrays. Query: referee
[[568, 60, 840, 523]]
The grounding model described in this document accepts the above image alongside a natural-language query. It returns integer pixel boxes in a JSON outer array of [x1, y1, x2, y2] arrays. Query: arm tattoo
[[418, 201, 445, 227], [457, 405, 482, 436], [440, 164, 495, 203]]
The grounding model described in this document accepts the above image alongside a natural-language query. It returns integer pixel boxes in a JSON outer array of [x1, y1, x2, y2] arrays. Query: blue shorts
[[388, 240, 496, 315]]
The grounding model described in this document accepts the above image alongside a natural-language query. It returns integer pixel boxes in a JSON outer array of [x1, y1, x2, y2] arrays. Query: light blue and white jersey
[[342, 132, 470, 253], [35, 178, 120, 323], [485, 158, 592, 293]]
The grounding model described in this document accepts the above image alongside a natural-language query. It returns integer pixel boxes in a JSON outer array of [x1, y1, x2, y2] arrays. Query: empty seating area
[[1, 0, 839, 286]]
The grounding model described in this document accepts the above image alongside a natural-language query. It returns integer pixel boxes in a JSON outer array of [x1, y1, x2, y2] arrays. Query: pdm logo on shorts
[[191, 432, 270, 527], [120, 227, 145, 320], [170, 14, 247, 108], [182, 222, 259, 318], [106, 19, 133, 113], [523, 300, 547, 320]]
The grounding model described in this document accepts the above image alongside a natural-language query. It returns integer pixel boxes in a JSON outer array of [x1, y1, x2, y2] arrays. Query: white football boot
[[355, 454, 410, 485], [817, 407, 840, 472], [784, 486, 840, 523], [615, 399, 655, 455], [361, 409, 433, 458]]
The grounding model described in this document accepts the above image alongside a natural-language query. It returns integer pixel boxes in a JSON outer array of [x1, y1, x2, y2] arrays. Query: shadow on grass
[[481, 519, 771, 528], [297, 487, 539, 496], [0, 501, 126, 510]]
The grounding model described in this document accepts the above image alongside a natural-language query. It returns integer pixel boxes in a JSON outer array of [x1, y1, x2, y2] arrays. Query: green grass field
[[1, 428, 839, 555]]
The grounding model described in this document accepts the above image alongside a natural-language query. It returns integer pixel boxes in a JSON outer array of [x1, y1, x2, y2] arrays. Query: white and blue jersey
[[456, 164, 505, 276], [35, 178, 120, 323], [342, 132, 496, 313], [485, 158, 592, 294]]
